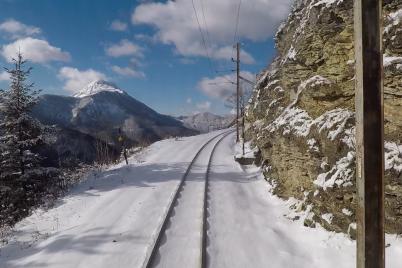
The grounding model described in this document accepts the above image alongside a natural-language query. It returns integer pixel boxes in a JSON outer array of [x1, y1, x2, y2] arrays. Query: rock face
[[246, 0, 402, 236]]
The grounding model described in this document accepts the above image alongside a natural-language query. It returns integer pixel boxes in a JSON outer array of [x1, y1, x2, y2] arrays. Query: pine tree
[[0, 52, 57, 226]]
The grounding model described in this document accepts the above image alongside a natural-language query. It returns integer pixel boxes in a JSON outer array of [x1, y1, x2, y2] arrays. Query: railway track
[[142, 130, 233, 268]]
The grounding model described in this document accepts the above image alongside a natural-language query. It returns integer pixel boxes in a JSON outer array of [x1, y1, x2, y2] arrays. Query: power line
[[233, 0, 242, 44], [227, 0, 242, 75], [200, 0, 213, 63], [191, 0, 215, 75]]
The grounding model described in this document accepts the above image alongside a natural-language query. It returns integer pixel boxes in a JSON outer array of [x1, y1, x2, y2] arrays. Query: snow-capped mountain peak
[[73, 80, 125, 98]]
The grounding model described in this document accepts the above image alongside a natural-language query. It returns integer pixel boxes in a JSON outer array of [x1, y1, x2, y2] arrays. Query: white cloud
[[211, 45, 255, 64], [134, 33, 157, 43], [0, 71, 10, 82], [196, 101, 211, 110], [110, 20, 128, 31], [132, 0, 291, 63], [105, 39, 143, 58], [198, 71, 254, 100], [58, 67, 107, 93], [186, 97, 192, 104], [0, 19, 41, 39], [1, 37, 70, 63], [111, 65, 145, 78]]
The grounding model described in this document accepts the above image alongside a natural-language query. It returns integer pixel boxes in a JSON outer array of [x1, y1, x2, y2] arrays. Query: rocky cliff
[[246, 0, 402, 237]]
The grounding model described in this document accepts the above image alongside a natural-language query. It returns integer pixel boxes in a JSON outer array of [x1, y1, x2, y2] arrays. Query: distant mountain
[[177, 112, 234, 133], [31, 80, 197, 165]]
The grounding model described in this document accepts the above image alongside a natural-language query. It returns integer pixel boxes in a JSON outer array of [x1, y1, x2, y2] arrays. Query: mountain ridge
[[32, 80, 198, 166], [177, 112, 234, 133]]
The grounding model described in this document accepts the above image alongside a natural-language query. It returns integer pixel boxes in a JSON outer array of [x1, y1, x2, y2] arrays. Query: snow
[[0, 130, 226, 267], [266, 107, 313, 137], [265, 77, 317, 137], [313, 0, 344, 9], [286, 45, 297, 61], [234, 140, 258, 158], [73, 80, 125, 98], [385, 8, 402, 33], [307, 138, 319, 152], [300, 75, 332, 90], [342, 208, 353, 216], [385, 142, 402, 172], [265, 79, 280, 90], [383, 55, 402, 68], [264, 76, 354, 149], [153, 133, 225, 267], [313, 108, 354, 141], [208, 135, 356, 268], [178, 112, 233, 133], [321, 213, 333, 224], [2, 130, 402, 267], [314, 152, 355, 190]]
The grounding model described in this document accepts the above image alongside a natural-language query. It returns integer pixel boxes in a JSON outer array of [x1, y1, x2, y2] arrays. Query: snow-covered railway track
[[142, 130, 233, 268]]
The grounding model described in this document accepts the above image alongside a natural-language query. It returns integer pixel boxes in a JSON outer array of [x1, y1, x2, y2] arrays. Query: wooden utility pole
[[236, 42, 240, 142], [354, 0, 385, 267]]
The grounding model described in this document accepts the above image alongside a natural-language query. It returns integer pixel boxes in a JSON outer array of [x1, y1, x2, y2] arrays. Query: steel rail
[[142, 130, 232, 268], [201, 130, 233, 268]]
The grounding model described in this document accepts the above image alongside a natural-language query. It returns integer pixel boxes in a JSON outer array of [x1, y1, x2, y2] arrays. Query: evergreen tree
[[0, 53, 57, 226]]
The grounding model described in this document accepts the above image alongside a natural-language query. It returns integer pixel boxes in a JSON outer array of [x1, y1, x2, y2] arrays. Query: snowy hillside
[[177, 112, 234, 133], [1, 130, 402, 267], [31, 80, 197, 165]]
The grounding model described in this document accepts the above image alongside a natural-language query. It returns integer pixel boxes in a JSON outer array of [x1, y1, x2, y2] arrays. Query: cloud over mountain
[[58, 67, 107, 93]]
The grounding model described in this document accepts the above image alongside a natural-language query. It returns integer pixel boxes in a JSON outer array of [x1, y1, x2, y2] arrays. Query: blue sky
[[0, 0, 292, 115]]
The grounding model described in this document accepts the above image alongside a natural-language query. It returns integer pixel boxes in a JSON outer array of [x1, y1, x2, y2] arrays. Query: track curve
[[142, 130, 233, 268]]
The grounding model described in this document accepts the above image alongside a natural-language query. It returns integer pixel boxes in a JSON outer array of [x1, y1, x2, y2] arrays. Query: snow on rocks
[[266, 107, 313, 137], [307, 138, 319, 152], [383, 55, 402, 68], [314, 151, 355, 190], [264, 79, 280, 90], [342, 208, 353, 216], [321, 213, 334, 224], [265, 77, 353, 143], [385, 141, 402, 172], [385, 8, 402, 34], [313, 0, 344, 9], [313, 108, 354, 141], [299, 75, 332, 90]]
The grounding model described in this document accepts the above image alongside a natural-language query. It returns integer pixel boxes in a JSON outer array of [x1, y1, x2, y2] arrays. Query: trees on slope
[[0, 53, 58, 227]]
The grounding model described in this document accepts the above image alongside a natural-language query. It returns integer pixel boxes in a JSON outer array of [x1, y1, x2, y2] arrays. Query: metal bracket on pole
[[354, 0, 385, 267]]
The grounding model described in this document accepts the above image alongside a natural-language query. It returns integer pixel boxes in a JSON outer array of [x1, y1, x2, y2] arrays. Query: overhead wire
[[233, 0, 242, 45], [191, 0, 215, 75]]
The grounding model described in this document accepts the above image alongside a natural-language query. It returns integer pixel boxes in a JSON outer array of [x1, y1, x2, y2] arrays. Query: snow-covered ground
[[1, 130, 402, 267], [0, 130, 226, 268]]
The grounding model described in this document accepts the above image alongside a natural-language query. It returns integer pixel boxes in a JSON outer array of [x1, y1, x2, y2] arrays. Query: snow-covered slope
[[31, 80, 197, 165], [177, 112, 234, 133], [2, 131, 402, 267], [73, 80, 125, 98]]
